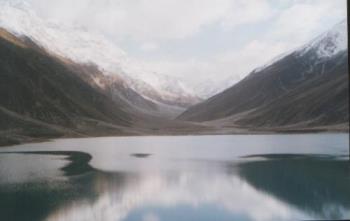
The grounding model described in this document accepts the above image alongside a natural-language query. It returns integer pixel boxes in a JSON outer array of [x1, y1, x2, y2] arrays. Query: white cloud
[[140, 42, 159, 51], [129, 2, 346, 89], [26, 0, 277, 42], [220, 0, 275, 29], [28, 0, 231, 41], [268, 0, 347, 48], [131, 39, 289, 93]]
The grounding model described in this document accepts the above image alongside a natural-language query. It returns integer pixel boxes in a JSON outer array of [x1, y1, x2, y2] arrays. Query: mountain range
[[0, 28, 209, 145], [0, 1, 348, 146]]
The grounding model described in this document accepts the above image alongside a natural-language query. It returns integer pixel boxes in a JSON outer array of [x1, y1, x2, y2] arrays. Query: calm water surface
[[0, 134, 349, 221]]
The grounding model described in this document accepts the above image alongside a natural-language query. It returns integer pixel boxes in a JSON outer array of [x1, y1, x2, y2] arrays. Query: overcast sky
[[21, 0, 348, 85]]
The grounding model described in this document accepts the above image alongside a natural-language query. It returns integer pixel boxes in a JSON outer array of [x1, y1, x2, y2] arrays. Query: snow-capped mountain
[[194, 75, 240, 99], [0, 0, 199, 107], [178, 19, 348, 126], [250, 20, 347, 75], [193, 80, 223, 99], [298, 20, 347, 59], [120, 67, 200, 107], [194, 21, 347, 100]]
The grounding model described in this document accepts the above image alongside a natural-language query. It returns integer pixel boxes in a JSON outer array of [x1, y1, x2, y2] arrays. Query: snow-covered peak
[[242, 19, 348, 80], [251, 50, 291, 74], [298, 20, 347, 59], [194, 75, 241, 99], [0, 1, 127, 70], [0, 1, 198, 106], [250, 20, 347, 75]]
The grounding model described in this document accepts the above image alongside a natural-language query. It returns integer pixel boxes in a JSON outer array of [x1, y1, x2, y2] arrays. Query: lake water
[[0, 134, 349, 221]]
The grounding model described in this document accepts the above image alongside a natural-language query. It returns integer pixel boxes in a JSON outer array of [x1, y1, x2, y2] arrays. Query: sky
[[9, 0, 348, 86]]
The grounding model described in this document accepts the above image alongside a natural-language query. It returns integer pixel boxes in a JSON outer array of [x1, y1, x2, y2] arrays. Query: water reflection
[[237, 154, 350, 220], [0, 151, 349, 221]]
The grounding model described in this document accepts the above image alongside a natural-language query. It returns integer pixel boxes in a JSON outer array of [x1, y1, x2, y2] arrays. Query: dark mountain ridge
[[178, 21, 349, 130], [0, 29, 136, 126], [0, 28, 144, 144]]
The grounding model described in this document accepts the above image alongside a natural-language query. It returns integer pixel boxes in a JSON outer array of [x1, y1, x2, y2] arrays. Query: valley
[[0, 2, 348, 147]]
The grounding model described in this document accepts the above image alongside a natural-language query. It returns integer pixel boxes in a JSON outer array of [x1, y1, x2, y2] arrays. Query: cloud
[[268, 0, 347, 48], [131, 39, 289, 91], [220, 0, 275, 29], [27, 0, 276, 42], [28, 0, 230, 41], [132, 0, 347, 88], [140, 42, 159, 51]]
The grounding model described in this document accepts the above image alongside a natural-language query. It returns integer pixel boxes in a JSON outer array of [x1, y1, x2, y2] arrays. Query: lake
[[0, 134, 349, 221]]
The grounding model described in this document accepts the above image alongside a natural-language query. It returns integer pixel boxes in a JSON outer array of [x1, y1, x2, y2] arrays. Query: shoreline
[[1, 126, 348, 148]]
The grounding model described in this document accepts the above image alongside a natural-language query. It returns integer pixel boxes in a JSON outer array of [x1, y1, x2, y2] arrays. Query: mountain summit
[[298, 20, 347, 59], [178, 20, 348, 130]]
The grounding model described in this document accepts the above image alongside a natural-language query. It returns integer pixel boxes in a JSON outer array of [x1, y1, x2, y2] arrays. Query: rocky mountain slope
[[64, 62, 185, 119], [178, 21, 348, 129], [0, 0, 200, 110], [0, 27, 210, 146], [0, 28, 145, 145]]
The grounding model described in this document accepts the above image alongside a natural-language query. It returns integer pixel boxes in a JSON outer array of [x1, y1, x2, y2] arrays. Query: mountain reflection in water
[[238, 154, 350, 220], [0, 150, 349, 221]]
